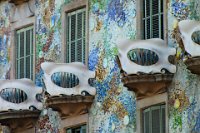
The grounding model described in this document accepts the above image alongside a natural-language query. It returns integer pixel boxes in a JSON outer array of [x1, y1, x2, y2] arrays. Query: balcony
[[178, 20, 200, 74], [117, 38, 176, 99], [41, 62, 96, 119], [0, 79, 42, 132]]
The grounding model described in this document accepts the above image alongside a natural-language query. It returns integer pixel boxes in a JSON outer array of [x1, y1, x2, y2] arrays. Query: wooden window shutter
[[66, 8, 86, 63], [143, 104, 166, 133], [151, 106, 161, 133], [16, 26, 33, 79], [143, 108, 150, 133], [142, 0, 164, 39]]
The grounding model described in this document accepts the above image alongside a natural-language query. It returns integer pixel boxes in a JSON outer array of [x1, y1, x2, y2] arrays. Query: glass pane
[[26, 56, 31, 78], [20, 32, 24, 57], [152, 15, 159, 38], [77, 12, 83, 39], [143, 109, 150, 133], [26, 30, 31, 56], [152, 0, 159, 15], [20, 58, 24, 78], [145, 0, 150, 17], [152, 107, 160, 133], [146, 18, 151, 39], [71, 14, 76, 41]]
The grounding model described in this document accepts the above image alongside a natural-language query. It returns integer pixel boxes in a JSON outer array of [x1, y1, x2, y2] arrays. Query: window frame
[[136, 93, 168, 133], [10, 16, 35, 80], [61, 0, 88, 65], [136, 0, 168, 42], [15, 26, 34, 79], [61, 114, 88, 133], [66, 124, 86, 133], [66, 8, 86, 63], [143, 103, 166, 133]]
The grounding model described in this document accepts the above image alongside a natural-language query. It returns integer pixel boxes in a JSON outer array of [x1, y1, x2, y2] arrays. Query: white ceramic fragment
[[41, 62, 96, 96], [179, 20, 200, 57], [123, 115, 129, 126], [117, 38, 176, 74], [0, 78, 43, 111]]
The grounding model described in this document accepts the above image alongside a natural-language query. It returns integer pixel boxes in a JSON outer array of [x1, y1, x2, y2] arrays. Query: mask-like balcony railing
[[179, 20, 200, 74], [41, 62, 96, 119], [117, 38, 176, 99], [0, 78, 42, 132]]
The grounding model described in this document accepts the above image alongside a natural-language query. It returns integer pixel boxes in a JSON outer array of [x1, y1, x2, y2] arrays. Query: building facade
[[0, 0, 200, 133]]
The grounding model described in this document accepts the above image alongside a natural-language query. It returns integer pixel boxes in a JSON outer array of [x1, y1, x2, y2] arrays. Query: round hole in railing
[[192, 31, 200, 45], [0, 88, 28, 103], [127, 49, 159, 66], [51, 72, 79, 88]]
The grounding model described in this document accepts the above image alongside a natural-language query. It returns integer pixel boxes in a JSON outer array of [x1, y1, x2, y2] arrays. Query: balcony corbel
[[0, 79, 42, 132], [117, 38, 176, 99], [41, 62, 96, 119], [179, 20, 200, 74]]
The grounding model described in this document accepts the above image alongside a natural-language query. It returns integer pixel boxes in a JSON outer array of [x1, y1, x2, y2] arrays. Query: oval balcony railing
[[117, 38, 176, 99], [0, 78, 42, 132], [179, 20, 200, 74], [41, 62, 96, 118], [117, 38, 176, 74], [0, 79, 42, 111], [41, 62, 96, 96], [179, 20, 200, 57]]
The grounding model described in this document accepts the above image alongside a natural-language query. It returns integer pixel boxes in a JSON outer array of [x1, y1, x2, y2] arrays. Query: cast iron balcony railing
[[0, 78, 42, 132], [117, 38, 176, 99], [41, 62, 96, 118], [179, 20, 200, 74]]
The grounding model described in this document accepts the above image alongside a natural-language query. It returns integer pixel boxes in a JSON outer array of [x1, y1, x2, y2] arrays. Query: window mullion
[[150, 107, 152, 133], [69, 15, 71, 62], [82, 11, 84, 63], [29, 29, 32, 79], [159, 0, 161, 38], [75, 11, 78, 62], [144, 0, 147, 39], [24, 30, 26, 78], [150, 0, 152, 38], [17, 33, 20, 79]]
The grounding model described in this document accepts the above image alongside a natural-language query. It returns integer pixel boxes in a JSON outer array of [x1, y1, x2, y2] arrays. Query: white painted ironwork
[[41, 62, 96, 96], [117, 38, 176, 74], [179, 20, 200, 57], [0, 78, 42, 111]]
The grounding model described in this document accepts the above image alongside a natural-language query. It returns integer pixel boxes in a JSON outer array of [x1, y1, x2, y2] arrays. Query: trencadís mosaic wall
[[168, 0, 200, 133], [0, 1, 11, 80], [0, 0, 200, 132], [35, 0, 137, 132]]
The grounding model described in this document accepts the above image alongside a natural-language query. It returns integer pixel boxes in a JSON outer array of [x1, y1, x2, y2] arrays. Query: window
[[66, 125, 86, 133], [142, 0, 164, 39], [16, 26, 34, 79], [143, 104, 165, 133], [66, 8, 86, 63]]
